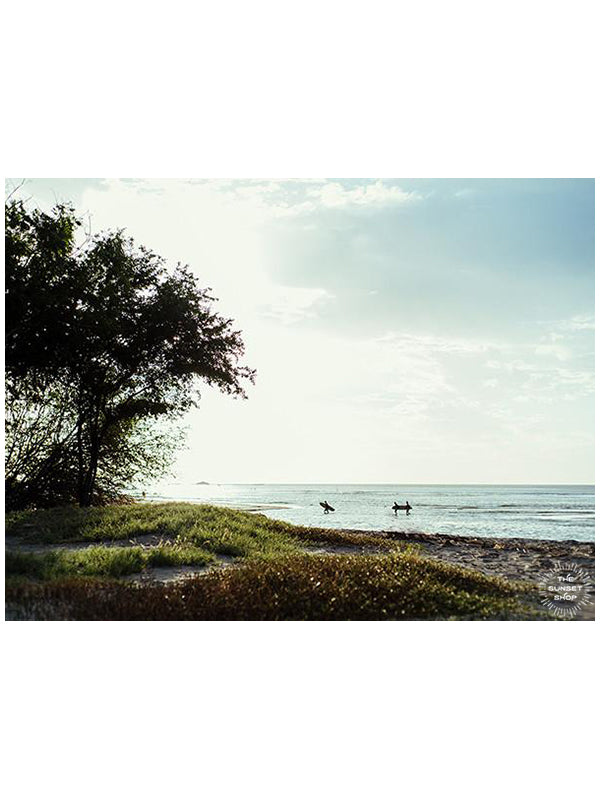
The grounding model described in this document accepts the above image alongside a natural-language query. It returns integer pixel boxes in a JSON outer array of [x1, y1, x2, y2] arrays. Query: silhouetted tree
[[5, 199, 255, 507]]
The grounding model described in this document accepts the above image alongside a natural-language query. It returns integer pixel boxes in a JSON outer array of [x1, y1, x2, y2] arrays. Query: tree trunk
[[76, 414, 85, 505], [79, 402, 103, 506]]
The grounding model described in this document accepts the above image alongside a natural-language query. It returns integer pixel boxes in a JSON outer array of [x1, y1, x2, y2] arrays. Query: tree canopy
[[5, 199, 255, 508]]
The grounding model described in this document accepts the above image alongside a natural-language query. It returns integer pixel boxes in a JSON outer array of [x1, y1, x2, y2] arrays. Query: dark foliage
[[5, 201, 254, 508]]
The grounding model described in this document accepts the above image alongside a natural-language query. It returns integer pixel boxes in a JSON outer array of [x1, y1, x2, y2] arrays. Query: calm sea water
[[141, 483, 595, 543]]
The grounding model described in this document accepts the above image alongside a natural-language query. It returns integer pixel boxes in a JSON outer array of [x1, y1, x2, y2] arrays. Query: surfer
[[320, 501, 335, 514], [392, 501, 412, 516]]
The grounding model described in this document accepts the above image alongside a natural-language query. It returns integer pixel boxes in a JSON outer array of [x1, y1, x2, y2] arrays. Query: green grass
[[5, 502, 397, 558], [6, 503, 551, 621], [5, 544, 213, 580], [5, 551, 548, 621], [6, 504, 210, 544]]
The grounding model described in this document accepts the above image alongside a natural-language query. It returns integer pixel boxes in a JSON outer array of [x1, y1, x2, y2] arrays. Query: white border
[[2, 2, 597, 799]]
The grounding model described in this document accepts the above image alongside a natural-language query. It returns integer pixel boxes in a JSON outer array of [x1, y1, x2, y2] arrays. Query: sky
[[10, 178, 595, 484]]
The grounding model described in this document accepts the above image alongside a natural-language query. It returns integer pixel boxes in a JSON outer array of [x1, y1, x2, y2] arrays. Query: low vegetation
[[6, 503, 548, 621], [6, 544, 213, 580], [5, 551, 545, 621], [5, 502, 397, 554]]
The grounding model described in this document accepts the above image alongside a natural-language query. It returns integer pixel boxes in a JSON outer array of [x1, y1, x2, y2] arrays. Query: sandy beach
[[302, 529, 594, 621]]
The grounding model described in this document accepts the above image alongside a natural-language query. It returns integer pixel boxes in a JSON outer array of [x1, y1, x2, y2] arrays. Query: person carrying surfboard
[[392, 501, 412, 515]]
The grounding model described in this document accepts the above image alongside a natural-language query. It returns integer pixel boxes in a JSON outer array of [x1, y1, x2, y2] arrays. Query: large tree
[[5, 200, 255, 507]]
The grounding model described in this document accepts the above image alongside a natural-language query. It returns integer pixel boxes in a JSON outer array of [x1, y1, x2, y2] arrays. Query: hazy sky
[[13, 178, 595, 484]]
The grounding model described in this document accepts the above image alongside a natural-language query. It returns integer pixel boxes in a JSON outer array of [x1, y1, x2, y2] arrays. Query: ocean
[[141, 483, 595, 543]]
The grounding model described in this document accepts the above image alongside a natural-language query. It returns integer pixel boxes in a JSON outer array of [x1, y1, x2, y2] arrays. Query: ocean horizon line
[[162, 481, 595, 488]]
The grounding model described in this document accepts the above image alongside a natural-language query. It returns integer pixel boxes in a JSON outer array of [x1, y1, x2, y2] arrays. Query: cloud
[[536, 314, 595, 333], [376, 332, 495, 355], [484, 357, 594, 401], [217, 179, 422, 218], [453, 188, 478, 199], [560, 314, 595, 331], [259, 286, 334, 325], [308, 180, 420, 210], [110, 177, 423, 223], [534, 343, 571, 361]]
